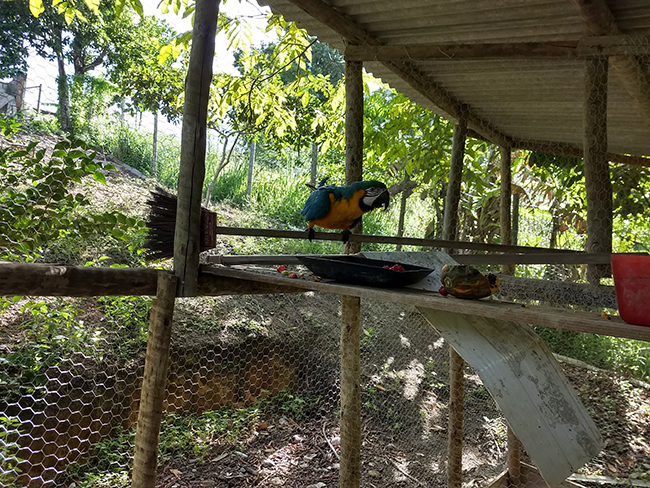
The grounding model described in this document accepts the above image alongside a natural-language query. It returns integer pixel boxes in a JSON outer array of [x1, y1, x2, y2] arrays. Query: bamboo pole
[[448, 346, 465, 488], [174, 0, 220, 296], [131, 272, 178, 488], [211, 226, 580, 254], [583, 56, 613, 285]]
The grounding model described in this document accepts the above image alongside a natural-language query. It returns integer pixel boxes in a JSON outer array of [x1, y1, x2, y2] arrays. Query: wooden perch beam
[[207, 252, 634, 266], [284, 0, 511, 147], [343, 36, 650, 61], [570, 0, 650, 132], [204, 266, 650, 342], [0, 263, 302, 297], [467, 130, 650, 167], [213, 226, 579, 254]]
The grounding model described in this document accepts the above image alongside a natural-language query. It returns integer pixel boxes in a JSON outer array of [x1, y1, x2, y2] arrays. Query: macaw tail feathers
[[306, 177, 330, 192]]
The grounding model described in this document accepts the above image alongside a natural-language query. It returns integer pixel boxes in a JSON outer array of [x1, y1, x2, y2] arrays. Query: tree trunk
[[396, 174, 412, 252], [54, 30, 72, 133], [15, 74, 26, 112], [310, 142, 318, 186], [152, 111, 159, 177], [246, 141, 256, 198], [549, 207, 560, 250], [512, 193, 520, 246], [204, 132, 240, 206]]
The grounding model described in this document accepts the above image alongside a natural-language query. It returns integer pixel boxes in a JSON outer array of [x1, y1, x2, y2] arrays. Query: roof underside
[[257, 0, 650, 159]]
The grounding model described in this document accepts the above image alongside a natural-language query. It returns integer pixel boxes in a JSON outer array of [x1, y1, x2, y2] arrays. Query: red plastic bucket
[[611, 254, 650, 326]]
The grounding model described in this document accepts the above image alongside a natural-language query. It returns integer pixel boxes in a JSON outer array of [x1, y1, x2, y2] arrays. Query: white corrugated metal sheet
[[257, 0, 650, 157]]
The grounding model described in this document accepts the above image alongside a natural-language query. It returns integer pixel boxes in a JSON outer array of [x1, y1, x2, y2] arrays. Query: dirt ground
[[151, 356, 650, 488]]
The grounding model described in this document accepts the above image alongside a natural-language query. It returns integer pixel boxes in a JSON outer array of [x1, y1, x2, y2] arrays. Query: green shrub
[[0, 125, 144, 262]]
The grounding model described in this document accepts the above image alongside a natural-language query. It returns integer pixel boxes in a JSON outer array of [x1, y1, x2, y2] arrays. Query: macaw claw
[[307, 228, 315, 242], [341, 230, 351, 243]]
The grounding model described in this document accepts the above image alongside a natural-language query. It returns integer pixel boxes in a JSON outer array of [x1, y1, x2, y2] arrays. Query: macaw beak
[[378, 189, 390, 210]]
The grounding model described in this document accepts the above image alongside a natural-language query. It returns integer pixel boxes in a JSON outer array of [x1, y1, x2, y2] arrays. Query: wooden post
[[500, 145, 514, 275], [344, 58, 364, 255], [442, 104, 469, 252], [339, 57, 364, 488], [174, 0, 220, 296], [340, 295, 362, 488], [444, 105, 468, 488], [507, 425, 522, 488], [448, 346, 465, 488], [131, 272, 178, 488], [583, 56, 613, 285]]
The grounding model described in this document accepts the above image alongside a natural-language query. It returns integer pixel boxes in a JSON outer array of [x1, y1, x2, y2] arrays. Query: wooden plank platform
[[201, 265, 650, 342], [418, 307, 603, 487], [1, 260, 648, 342]]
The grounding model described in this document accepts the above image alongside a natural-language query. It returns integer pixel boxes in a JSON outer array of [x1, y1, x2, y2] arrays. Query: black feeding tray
[[297, 255, 434, 288]]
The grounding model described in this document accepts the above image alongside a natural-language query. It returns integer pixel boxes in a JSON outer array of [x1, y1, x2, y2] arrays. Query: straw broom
[[144, 188, 216, 260]]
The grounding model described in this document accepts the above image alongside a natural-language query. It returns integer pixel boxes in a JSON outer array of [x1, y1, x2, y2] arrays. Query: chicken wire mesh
[[3, 3, 650, 488], [2, 287, 649, 488]]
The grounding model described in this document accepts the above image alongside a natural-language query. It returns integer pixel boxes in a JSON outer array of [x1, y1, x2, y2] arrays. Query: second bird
[[301, 180, 390, 242]]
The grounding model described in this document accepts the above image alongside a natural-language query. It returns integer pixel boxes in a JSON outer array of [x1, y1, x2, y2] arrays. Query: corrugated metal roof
[[257, 0, 650, 158]]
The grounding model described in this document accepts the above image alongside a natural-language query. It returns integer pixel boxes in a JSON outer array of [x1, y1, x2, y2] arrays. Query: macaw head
[[359, 180, 390, 212]]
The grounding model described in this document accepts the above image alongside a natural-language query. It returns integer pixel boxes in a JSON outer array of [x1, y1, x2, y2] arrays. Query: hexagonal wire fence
[[2, 11, 650, 488]]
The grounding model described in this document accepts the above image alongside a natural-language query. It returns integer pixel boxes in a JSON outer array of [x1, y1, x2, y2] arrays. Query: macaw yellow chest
[[311, 191, 365, 230]]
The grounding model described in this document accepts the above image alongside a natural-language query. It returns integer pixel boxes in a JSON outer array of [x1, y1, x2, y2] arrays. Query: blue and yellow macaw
[[301, 179, 390, 242]]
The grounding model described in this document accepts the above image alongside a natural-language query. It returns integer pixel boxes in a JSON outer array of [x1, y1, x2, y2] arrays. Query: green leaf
[[29, 0, 45, 17], [82, 0, 100, 14], [64, 7, 74, 25], [130, 0, 144, 16], [115, 0, 126, 16], [93, 171, 107, 185]]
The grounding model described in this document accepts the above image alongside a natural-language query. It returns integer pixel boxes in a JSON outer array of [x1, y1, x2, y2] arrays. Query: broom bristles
[[144, 188, 216, 261]]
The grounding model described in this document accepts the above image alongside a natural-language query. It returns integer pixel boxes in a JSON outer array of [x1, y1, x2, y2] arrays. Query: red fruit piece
[[277, 265, 287, 273], [288, 272, 298, 279], [438, 285, 448, 296]]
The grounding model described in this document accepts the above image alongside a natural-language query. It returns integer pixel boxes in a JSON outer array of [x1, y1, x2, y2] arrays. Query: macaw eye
[[365, 186, 384, 197]]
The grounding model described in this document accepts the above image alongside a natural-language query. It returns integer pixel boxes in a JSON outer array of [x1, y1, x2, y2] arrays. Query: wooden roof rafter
[[286, 0, 513, 147], [569, 0, 650, 133], [344, 36, 650, 62], [283, 0, 650, 164]]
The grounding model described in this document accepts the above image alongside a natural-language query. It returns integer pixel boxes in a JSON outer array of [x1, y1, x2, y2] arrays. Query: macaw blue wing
[[301, 188, 333, 222]]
